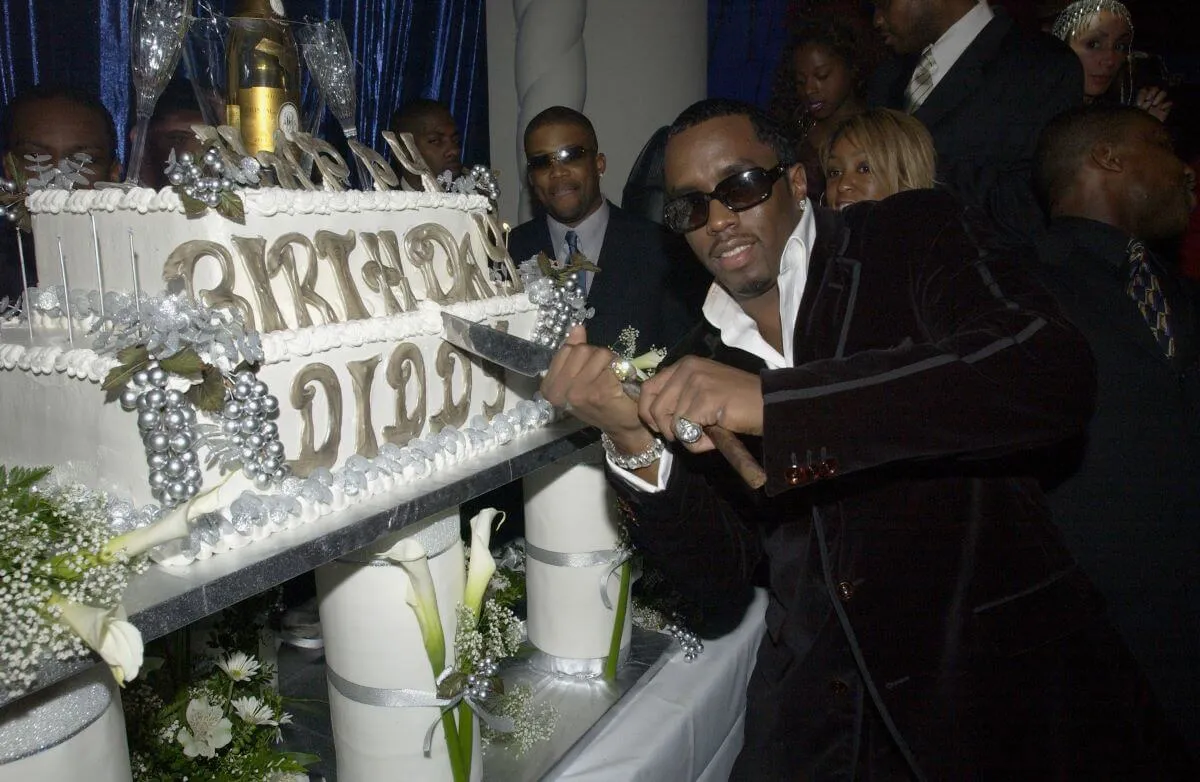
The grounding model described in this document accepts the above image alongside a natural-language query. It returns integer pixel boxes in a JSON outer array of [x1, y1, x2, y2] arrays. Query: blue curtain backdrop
[[0, 0, 489, 167]]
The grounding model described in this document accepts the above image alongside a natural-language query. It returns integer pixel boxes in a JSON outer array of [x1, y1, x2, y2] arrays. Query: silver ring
[[673, 416, 703, 444], [610, 357, 638, 383]]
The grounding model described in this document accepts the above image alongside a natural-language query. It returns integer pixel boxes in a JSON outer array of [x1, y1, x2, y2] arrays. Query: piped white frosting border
[[0, 294, 536, 378], [148, 398, 557, 568], [27, 186, 491, 217]]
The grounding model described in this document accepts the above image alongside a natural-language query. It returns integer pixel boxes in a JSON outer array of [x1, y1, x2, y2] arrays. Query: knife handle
[[706, 426, 768, 490], [619, 382, 766, 490]]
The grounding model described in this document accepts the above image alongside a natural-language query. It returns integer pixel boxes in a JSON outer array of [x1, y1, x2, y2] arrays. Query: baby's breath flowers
[[0, 465, 218, 698], [0, 467, 157, 698]]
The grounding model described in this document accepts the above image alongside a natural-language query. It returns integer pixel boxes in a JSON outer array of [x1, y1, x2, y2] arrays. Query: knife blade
[[441, 311, 767, 490], [441, 311, 556, 377]]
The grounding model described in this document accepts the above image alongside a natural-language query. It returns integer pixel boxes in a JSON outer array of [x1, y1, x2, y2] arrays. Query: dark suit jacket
[[612, 191, 1194, 779], [1033, 217, 1200, 755], [507, 201, 707, 351], [867, 10, 1082, 247]]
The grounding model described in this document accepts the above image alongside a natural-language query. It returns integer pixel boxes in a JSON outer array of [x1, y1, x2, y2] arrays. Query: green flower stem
[[457, 702, 475, 777], [442, 711, 467, 782], [604, 561, 632, 682]]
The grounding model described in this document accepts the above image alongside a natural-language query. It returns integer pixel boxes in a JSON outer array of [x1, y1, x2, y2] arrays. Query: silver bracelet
[[601, 432, 665, 470]]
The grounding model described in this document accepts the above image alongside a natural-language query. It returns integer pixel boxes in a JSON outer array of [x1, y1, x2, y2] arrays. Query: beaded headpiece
[[1051, 0, 1134, 43]]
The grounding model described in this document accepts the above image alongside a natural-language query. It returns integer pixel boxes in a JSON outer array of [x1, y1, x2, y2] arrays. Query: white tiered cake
[[0, 186, 538, 517]]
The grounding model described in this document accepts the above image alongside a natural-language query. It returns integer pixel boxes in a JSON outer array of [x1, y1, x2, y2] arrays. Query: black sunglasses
[[663, 165, 787, 234], [526, 145, 594, 173]]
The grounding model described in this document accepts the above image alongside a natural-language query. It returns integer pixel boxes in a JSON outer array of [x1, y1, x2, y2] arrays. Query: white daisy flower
[[216, 651, 260, 682], [231, 695, 276, 726]]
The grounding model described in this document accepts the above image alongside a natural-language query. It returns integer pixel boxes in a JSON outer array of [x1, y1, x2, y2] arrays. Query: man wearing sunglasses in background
[[508, 105, 706, 350], [541, 98, 1193, 779]]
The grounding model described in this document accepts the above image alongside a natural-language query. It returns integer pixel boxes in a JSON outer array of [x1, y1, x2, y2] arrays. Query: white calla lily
[[463, 508, 502, 620], [102, 472, 240, 560], [51, 596, 144, 686], [379, 538, 446, 674]]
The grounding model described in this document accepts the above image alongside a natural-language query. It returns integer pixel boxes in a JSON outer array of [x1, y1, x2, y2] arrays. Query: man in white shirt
[[541, 98, 1193, 779], [868, 0, 1083, 246]]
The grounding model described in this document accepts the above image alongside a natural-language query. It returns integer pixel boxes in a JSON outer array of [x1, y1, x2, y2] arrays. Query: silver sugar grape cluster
[[166, 147, 235, 208], [219, 370, 289, 489], [518, 258, 591, 349], [120, 363, 203, 507], [665, 623, 704, 662], [465, 656, 499, 700]]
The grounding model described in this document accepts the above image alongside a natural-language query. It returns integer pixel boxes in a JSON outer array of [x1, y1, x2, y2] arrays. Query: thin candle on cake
[[90, 213, 105, 317], [128, 229, 141, 321], [16, 231, 32, 342], [57, 236, 73, 346]]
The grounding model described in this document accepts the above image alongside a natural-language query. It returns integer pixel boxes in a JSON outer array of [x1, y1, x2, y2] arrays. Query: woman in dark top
[[769, 17, 875, 205]]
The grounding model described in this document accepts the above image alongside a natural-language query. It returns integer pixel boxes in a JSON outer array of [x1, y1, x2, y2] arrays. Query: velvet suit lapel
[[793, 207, 855, 365], [913, 14, 1013, 130]]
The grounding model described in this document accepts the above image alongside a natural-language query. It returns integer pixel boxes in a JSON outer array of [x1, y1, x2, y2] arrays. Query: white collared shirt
[[613, 202, 817, 492], [921, 1, 994, 93], [547, 200, 610, 294], [548, 201, 610, 263]]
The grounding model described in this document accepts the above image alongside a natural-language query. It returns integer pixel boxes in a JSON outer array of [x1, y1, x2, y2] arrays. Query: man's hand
[[540, 326, 656, 454], [639, 356, 763, 453], [1136, 86, 1173, 122]]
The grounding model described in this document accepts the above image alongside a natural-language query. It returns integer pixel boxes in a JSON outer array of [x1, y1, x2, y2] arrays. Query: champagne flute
[[127, 0, 193, 185], [296, 20, 369, 187]]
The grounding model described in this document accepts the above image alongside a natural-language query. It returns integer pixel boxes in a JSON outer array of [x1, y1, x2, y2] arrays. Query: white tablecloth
[[549, 588, 767, 781]]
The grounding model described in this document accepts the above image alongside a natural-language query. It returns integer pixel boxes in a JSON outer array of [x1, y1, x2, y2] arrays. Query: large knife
[[442, 312, 767, 489]]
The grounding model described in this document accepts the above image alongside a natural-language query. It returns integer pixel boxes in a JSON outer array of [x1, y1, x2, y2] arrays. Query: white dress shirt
[[612, 202, 817, 492], [919, 1, 994, 94]]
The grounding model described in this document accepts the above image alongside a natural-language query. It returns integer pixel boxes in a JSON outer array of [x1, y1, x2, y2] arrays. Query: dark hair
[[666, 98, 799, 168], [522, 106, 598, 153], [1033, 104, 1149, 211], [149, 76, 202, 129], [389, 98, 454, 137], [769, 16, 875, 131], [1, 84, 117, 159]]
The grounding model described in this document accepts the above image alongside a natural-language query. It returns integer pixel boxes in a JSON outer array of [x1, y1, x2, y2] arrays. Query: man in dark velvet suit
[[867, 0, 1082, 246], [542, 98, 1194, 779], [508, 106, 706, 352], [1032, 104, 1200, 756]]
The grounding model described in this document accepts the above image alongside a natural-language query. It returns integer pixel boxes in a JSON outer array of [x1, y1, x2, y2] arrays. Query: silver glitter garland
[[91, 293, 263, 372]]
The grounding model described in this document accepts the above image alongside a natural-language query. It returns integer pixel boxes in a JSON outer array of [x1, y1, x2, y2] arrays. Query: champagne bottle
[[225, 0, 301, 156]]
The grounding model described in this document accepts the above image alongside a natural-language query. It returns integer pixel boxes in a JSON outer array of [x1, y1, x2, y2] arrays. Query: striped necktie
[[1126, 239, 1175, 357], [565, 230, 589, 294], [904, 48, 936, 113]]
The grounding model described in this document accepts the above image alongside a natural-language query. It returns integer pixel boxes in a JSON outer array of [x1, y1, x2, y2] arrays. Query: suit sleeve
[[759, 195, 1097, 497], [608, 451, 763, 635], [939, 50, 1083, 246]]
